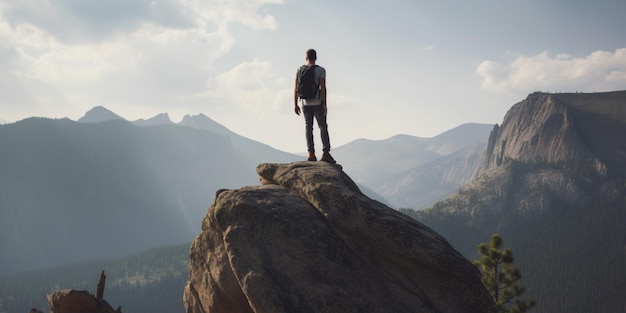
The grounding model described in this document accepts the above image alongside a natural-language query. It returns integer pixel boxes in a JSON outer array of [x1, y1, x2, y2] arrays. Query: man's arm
[[319, 76, 327, 115], [294, 77, 301, 116]]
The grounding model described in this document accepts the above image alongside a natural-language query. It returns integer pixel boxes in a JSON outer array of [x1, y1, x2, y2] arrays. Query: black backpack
[[296, 65, 319, 100]]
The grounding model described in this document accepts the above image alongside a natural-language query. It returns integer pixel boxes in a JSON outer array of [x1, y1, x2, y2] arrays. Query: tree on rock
[[473, 233, 535, 313]]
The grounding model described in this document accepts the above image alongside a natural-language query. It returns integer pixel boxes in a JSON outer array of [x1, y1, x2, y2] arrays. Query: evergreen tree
[[473, 233, 535, 313]]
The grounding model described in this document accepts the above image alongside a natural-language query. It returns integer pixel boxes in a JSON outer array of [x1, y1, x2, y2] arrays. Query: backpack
[[296, 65, 319, 100]]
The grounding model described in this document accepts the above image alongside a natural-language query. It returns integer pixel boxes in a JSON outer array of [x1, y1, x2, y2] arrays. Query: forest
[[0, 243, 189, 313]]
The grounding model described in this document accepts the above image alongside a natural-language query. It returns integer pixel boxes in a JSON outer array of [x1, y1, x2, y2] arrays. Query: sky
[[1, 0, 625, 153]]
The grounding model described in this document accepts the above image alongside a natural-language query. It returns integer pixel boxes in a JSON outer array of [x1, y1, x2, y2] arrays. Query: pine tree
[[473, 233, 535, 313]]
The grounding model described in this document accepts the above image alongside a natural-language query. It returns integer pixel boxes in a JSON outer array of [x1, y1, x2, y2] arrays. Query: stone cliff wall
[[476, 93, 585, 177], [475, 91, 626, 179]]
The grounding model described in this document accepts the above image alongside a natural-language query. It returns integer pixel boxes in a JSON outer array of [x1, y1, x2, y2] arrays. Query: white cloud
[[211, 58, 288, 116], [5, 23, 120, 83], [0, 0, 283, 120], [476, 48, 626, 93], [182, 0, 282, 31]]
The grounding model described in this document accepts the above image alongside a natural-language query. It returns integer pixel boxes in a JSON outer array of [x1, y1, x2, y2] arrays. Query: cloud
[[476, 48, 626, 93], [0, 0, 282, 43], [0, 0, 283, 119], [210, 58, 289, 116], [184, 0, 281, 31], [1, 0, 167, 43]]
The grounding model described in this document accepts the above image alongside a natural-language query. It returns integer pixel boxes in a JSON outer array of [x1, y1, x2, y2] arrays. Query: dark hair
[[306, 49, 317, 61]]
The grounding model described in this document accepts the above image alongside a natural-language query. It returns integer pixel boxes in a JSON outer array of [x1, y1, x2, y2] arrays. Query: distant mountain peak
[[179, 113, 231, 136], [180, 113, 216, 124], [78, 106, 125, 123], [133, 113, 173, 126]]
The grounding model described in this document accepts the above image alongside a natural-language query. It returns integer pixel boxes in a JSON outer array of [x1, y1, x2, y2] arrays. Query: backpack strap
[[310, 65, 320, 99]]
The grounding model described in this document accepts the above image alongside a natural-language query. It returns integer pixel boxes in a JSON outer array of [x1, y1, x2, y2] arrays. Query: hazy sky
[[1, 0, 625, 152]]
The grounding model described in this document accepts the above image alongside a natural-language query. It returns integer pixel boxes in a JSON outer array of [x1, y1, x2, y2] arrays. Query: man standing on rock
[[294, 49, 336, 164]]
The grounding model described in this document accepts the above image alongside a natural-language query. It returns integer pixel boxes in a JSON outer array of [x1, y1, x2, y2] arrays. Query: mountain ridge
[[334, 123, 492, 208], [0, 107, 489, 277], [0, 117, 292, 277], [414, 90, 626, 313], [132, 112, 174, 126], [76, 106, 491, 208], [476, 91, 626, 179], [78, 106, 125, 123]]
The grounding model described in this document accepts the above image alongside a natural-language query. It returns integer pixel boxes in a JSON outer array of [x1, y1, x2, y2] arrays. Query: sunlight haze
[[1, 0, 625, 152]]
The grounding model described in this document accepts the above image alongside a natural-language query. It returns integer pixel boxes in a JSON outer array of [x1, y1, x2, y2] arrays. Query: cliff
[[417, 91, 626, 313], [183, 162, 494, 313], [475, 91, 626, 178]]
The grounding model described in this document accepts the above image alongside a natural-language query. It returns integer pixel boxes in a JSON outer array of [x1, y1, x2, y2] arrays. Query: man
[[294, 49, 336, 164]]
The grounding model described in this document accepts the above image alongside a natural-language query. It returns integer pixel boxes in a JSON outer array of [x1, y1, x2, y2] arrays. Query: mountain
[[333, 123, 492, 209], [179, 113, 296, 164], [476, 91, 626, 178], [185, 162, 494, 313], [0, 114, 300, 277], [179, 113, 233, 136], [77, 106, 125, 123], [132, 112, 174, 126], [379, 141, 487, 208], [412, 91, 626, 313]]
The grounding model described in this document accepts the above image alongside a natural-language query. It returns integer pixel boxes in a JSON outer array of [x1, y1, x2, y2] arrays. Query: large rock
[[47, 289, 120, 313], [184, 162, 494, 313]]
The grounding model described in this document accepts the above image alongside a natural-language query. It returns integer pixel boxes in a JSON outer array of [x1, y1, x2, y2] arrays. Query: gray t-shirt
[[297, 65, 326, 106]]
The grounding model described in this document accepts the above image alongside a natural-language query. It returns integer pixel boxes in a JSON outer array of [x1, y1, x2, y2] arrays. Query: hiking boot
[[321, 152, 336, 164], [307, 152, 317, 161]]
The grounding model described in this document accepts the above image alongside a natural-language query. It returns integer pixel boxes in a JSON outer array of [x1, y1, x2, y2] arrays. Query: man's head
[[306, 49, 317, 62]]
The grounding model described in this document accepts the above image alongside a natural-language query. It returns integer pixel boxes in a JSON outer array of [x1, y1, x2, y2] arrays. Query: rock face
[[417, 91, 626, 313], [184, 162, 494, 313], [475, 91, 626, 178]]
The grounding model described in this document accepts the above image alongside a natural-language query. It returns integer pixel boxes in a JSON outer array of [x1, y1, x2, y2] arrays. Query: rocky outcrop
[[417, 91, 626, 313], [441, 91, 626, 216], [47, 271, 121, 313], [184, 162, 494, 313], [476, 93, 582, 177], [47, 290, 121, 313], [475, 91, 626, 178]]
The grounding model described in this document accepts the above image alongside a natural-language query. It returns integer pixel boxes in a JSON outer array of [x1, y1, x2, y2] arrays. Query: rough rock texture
[[475, 91, 626, 178], [476, 93, 583, 177], [47, 289, 121, 313], [184, 162, 494, 313]]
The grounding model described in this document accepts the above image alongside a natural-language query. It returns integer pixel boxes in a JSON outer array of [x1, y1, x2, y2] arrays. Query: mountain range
[[1, 91, 624, 313], [334, 123, 492, 208], [0, 106, 488, 277]]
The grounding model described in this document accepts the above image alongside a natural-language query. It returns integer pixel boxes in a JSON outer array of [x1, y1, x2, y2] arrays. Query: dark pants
[[303, 105, 331, 153]]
